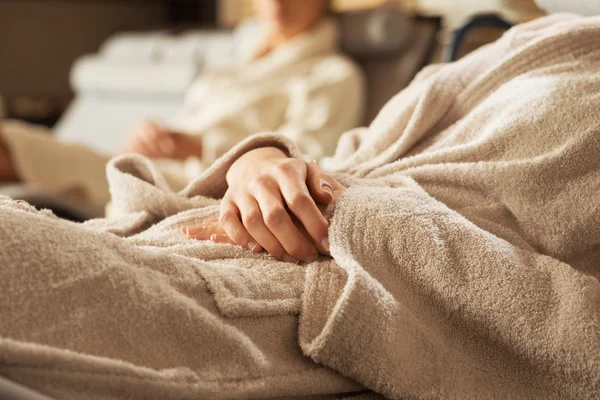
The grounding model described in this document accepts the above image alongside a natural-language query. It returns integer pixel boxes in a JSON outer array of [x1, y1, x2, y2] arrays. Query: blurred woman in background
[[0, 0, 364, 211]]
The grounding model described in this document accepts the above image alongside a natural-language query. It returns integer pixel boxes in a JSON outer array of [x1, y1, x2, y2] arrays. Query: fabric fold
[[2, 13, 600, 400]]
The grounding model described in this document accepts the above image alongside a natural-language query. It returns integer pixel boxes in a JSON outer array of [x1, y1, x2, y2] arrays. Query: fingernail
[[248, 241, 259, 252], [283, 254, 299, 264], [321, 238, 330, 252], [187, 226, 204, 235], [320, 179, 333, 196], [311, 160, 318, 164], [210, 234, 218, 242]]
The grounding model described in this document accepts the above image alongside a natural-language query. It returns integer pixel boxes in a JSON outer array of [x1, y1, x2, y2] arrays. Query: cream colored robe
[[1, 14, 599, 400], [171, 19, 365, 165], [1, 19, 364, 209]]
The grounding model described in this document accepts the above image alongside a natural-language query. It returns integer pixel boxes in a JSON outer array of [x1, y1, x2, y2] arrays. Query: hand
[[121, 120, 203, 160], [183, 187, 344, 260], [0, 126, 18, 182], [185, 147, 345, 263]]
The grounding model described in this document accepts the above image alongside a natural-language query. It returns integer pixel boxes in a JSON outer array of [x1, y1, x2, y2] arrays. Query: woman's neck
[[267, 17, 322, 48]]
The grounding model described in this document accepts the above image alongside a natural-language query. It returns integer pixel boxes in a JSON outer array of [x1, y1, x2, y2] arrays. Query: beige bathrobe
[[1, 14, 599, 400], [1, 19, 364, 209]]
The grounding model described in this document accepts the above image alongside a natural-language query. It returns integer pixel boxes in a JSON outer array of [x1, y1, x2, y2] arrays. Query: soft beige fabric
[[0, 157, 365, 400], [535, 0, 600, 16], [0, 18, 364, 207], [1, 14, 600, 400]]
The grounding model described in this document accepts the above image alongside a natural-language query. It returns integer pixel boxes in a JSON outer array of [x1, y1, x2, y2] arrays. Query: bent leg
[[0, 200, 359, 399]]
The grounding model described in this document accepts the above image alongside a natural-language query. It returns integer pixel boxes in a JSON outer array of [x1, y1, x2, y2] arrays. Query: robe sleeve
[[300, 182, 600, 399], [171, 57, 365, 167], [277, 57, 365, 161]]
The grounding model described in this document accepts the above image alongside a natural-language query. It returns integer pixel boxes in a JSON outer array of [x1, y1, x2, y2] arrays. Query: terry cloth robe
[[0, 18, 364, 209], [1, 13, 599, 400]]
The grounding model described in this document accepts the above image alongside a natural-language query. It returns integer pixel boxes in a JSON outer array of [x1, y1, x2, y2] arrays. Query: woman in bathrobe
[[0, 0, 364, 205], [1, 5, 599, 400]]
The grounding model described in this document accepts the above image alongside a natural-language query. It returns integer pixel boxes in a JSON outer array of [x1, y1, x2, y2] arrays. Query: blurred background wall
[[0, 0, 218, 119], [0, 0, 542, 122], [0, 1, 164, 106]]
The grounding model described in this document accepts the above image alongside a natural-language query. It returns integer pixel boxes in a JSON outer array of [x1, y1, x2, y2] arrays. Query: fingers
[[236, 194, 294, 262], [251, 178, 318, 263], [139, 125, 168, 158], [157, 134, 177, 157], [184, 217, 258, 250], [171, 133, 203, 160], [275, 165, 330, 253], [220, 200, 263, 253], [126, 121, 156, 156], [123, 121, 177, 159], [183, 219, 221, 241], [184, 224, 235, 245], [210, 234, 235, 245], [183, 155, 341, 264]]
